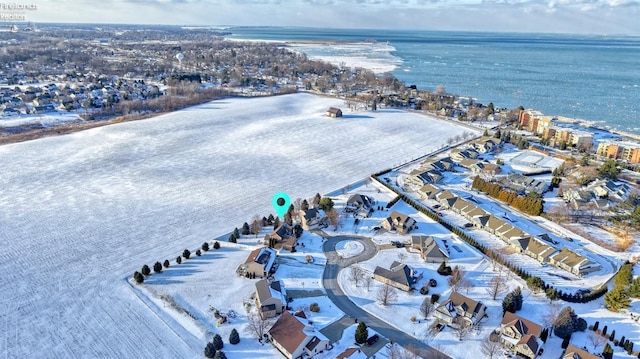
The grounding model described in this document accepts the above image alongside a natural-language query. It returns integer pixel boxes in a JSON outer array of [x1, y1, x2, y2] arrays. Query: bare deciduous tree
[[363, 275, 373, 292], [542, 302, 563, 332], [448, 265, 466, 292], [325, 208, 339, 231], [377, 284, 398, 306], [453, 320, 472, 341], [245, 312, 274, 341], [350, 265, 365, 287], [480, 335, 501, 358], [486, 275, 508, 300], [420, 297, 435, 319], [251, 214, 262, 238], [588, 331, 607, 351]]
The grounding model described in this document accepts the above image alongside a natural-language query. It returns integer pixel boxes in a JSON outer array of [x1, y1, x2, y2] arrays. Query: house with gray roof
[[411, 235, 449, 262], [381, 211, 416, 235], [255, 279, 287, 319], [434, 292, 487, 327], [373, 261, 415, 292], [236, 246, 277, 278]]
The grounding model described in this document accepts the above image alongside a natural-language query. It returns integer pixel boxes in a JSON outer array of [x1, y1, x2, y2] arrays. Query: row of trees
[[204, 330, 240, 359], [471, 176, 544, 216], [589, 321, 638, 358], [133, 241, 219, 284]]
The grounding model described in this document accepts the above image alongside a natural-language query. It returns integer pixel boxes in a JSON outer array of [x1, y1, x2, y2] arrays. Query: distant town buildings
[[597, 141, 640, 164]]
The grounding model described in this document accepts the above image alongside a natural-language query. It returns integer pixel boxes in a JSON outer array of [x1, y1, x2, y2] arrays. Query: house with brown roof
[[236, 246, 277, 278], [345, 194, 374, 217], [326, 107, 343, 118], [434, 292, 487, 327], [500, 312, 543, 359], [549, 247, 600, 276], [255, 279, 287, 319], [562, 344, 599, 359], [411, 235, 449, 262], [380, 211, 416, 235], [268, 310, 329, 359], [373, 261, 415, 292], [264, 224, 297, 252]]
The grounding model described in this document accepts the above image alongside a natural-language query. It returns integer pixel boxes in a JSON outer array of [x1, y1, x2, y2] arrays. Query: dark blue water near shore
[[227, 27, 640, 135]]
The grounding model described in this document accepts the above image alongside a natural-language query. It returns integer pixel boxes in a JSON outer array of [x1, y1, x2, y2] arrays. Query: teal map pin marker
[[272, 192, 291, 218]]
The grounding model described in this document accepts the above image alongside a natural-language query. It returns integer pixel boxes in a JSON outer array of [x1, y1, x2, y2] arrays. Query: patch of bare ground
[[559, 221, 636, 252]]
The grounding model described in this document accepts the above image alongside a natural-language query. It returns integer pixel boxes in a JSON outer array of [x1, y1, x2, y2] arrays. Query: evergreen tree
[[593, 321, 599, 332], [214, 351, 227, 359], [512, 287, 523, 311], [629, 277, 640, 297], [273, 216, 280, 229], [605, 287, 630, 311], [540, 328, 548, 343], [196, 249, 202, 256], [153, 261, 162, 273], [355, 322, 368, 344], [561, 335, 571, 349], [614, 263, 633, 288], [267, 214, 275, 225], [502, 293, 515, 314], [599, 160, 621, 180], [229, 328, 240, 345], [182, 249, 191, 259], [602, 325, 608, 336], [204, 342, 216, 358], [483, 129, 489, 136], [610, 330, 616, 342], [619, 336, 626, 347], [163, 259, 170, 268], [202, 242, 210, 252], [242, 222, 251, 235], [176, 256, 182, 264], [133, 271, 144, 284], [554, 306, 579, 339], [301, 199, 309, 211], [526, 276, 545, 292], [233, 227, 240, 239], [228, 233, 237, 243], [141, 264, 151, 276], [213, 334, 224, 350], [318, 197, 334, 211], [602, 343, 613, 359], [213, 241, 220, 250]]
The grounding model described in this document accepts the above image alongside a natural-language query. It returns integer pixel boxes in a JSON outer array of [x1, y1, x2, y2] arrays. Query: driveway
[[321, 234, 450, 358]]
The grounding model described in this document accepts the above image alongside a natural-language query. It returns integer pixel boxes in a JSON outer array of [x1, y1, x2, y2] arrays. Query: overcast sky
[[26, 0, 640, 35]]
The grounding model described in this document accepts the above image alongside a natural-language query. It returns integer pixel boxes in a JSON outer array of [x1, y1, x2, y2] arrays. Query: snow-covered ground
[[0, 111, 82, 128], [0, 93, 475, 358]]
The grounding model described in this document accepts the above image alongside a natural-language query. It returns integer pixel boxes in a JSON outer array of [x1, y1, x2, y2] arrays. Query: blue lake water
[[227, 27, 640, 135]]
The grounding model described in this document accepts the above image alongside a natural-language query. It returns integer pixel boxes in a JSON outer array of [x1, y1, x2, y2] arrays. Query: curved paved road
[[321, 234, 450, 358]]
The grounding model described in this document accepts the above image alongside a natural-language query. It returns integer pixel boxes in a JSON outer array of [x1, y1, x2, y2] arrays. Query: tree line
[[472, 176, 544, 216]]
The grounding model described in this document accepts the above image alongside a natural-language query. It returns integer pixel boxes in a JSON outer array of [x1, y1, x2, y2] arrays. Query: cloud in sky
[[29, 0, 640, 35]]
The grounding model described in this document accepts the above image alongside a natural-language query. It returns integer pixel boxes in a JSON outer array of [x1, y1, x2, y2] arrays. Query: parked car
[[463, 222, 474, 228], [433, 204, 441, 209], [366, 334, 380, 346], [437, 212, 443, 217]]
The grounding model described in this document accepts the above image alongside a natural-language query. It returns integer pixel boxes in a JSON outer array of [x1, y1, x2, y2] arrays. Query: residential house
[[255, 279, 287, 319], [469, 161, 501, 175], [500, 312, 543, 359], [236, 247, 277, 278], [417, 183, 440, 199], [268, 310, 329, 359], [485, 215, 508, 235], [410, 235, 449, 262], [522, 238, 555, 263], [450, 148, 479, 162], [264, 224, 297, 252], [345, 194, 374, 217], [380, 211, 416, 235], [326, 107, 343, 118], [434, 292, 487, 327], [562, 344, 599, 359], [549, 247, 601, 276], [299, 208, 324, 230], [589, 179, 631, 202], [373, 261, 415, 292], [407, 168, 443, 186]]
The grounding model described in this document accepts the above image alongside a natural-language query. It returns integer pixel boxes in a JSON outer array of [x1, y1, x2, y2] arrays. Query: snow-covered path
[[0, 93, 475, 358]]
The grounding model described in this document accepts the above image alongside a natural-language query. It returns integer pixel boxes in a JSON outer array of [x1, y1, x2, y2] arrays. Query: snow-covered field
[[0, 111, 82, 128], [0, 93, 475, 358]]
